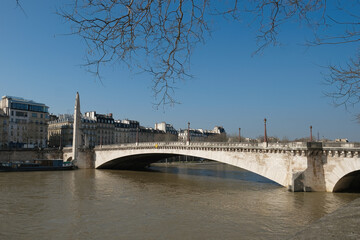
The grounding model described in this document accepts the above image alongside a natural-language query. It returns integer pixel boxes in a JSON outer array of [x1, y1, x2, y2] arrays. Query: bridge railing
[[322, 142, 360, 149], [95, 142, 360, 150], [93, 141, 360, 155], [94, 141, 314, 150]]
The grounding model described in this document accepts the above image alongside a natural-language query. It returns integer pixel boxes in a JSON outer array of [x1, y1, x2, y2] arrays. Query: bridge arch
[[98, 153, 180, 170], [324, 157, 360, 192], [95, 147, 292, 188], [333, 170, 360, 192]]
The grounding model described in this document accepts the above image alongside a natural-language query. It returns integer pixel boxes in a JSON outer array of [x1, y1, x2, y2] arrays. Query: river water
[[0, 162, 358, 240]]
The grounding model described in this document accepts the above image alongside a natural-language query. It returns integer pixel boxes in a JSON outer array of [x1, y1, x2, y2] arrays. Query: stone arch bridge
[[67, 141, 360, 192]]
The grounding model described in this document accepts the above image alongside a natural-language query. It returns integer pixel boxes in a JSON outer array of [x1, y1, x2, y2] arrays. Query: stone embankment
[[289, 197, 360, 239]]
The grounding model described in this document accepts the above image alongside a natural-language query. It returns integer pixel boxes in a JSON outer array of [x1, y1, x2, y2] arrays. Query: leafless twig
[[59, 0, 360, 111]]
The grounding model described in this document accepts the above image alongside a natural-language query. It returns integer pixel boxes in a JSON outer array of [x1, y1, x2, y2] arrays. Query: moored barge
[[0, 159, 77, 172]]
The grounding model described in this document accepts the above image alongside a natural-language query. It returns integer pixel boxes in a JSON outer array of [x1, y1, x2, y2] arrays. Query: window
[[28, 105, 45, 112], [40, 114, 43, 118], [32, 113, 37, 118], [11, 111, 14, 116], [16, 111, 27, 117], [11, 102, 28, 110]]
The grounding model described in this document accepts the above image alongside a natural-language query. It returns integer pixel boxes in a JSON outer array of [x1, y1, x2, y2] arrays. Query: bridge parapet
[[94, 141, 360, 159], [94, 141, 314, 150], [94, 142, 316, 159], [320, 143, 360, 158], [323, 142, 360, 148]]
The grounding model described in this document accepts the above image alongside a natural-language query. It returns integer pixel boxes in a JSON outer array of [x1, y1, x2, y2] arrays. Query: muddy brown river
[[0, 163, 358, 239]]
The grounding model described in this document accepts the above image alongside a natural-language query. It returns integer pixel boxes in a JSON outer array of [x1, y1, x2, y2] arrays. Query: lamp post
[[238, 128, 241, 143], [60, 130, 62, 149], [310, 125, 313, 142], [136, 126, 139, 145], [187, 122, 190, 144], [264, 118, 268, 143]]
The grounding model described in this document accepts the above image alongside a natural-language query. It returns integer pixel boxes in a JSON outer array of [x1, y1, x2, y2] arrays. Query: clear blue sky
[[1, 0, 359, 141]]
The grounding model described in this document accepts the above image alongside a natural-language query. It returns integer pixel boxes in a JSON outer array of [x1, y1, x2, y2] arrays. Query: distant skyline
[[1, 0, 360, 141]]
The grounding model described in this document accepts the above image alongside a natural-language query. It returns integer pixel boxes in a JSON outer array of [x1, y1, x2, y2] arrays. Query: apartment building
[[0, 96, 49, 148]]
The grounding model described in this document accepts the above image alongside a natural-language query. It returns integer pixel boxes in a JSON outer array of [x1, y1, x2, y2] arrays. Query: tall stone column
[[72, 92, 81, 164]]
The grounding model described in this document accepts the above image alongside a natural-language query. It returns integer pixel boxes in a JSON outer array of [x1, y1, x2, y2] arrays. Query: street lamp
[[187, 122, 190, 143], [310, 126, 313, 142], [136, 126, 139, 144], [264, 118, 268, 143]]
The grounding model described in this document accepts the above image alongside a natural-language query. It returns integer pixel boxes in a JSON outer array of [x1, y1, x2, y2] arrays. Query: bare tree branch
[[325, 55, 360, 108], [14, 0, 27, 16], [58, 0, 360, 111], [59, 0, 211, 107]]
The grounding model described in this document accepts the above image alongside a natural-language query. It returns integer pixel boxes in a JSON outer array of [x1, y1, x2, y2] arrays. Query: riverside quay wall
[[0, 149, 63, 162], [0, 148, 94, 169]]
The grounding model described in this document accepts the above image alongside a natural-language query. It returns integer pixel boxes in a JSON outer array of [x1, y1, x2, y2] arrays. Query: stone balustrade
[[93, 141, 360, 158]]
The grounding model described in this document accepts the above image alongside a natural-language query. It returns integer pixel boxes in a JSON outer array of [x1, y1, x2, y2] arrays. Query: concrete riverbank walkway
[[290, 197, 360, 239]]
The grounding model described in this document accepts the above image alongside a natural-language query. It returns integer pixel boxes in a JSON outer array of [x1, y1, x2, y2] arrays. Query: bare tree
[[326, 57, 360, 110], [58, 1, 359, 108], [59, 0, 211, 107], [21, 120, 37, 148]]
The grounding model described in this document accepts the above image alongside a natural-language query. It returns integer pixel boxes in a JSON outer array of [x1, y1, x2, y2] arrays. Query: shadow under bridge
[[97, 153, 182, 170]]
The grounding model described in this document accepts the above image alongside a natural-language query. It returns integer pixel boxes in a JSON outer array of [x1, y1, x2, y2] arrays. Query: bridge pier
[[62, 147, 95, 168], [290, 153, 326, 192]]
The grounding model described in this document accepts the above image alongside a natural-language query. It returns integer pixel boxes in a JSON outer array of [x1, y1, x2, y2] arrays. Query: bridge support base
[[289, 172, 314, 192]]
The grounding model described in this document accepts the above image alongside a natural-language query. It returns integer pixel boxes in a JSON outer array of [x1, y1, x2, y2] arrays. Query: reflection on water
[[0, 163, 358, 240]]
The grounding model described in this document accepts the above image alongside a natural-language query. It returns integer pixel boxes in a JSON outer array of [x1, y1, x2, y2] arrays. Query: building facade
[[48, 112, 173, 148], [48, 114, 98, 148], [155, 122, 178, 135], [178, 126, 226, 142], [154, 122, 178, 142], [114, 119, 139, 143], [48, 111, 226, 147], [0, 110, 9, 148], [0, 96, 49, 148], [84, 111, 115, 145]]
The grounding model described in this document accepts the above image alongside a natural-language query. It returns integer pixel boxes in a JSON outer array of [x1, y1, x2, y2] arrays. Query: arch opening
[[97, 153, 179, 170], [97, 153, 280, 186], [333, 170, 360, 193]]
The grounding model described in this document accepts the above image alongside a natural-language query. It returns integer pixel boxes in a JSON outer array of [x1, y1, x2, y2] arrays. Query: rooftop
[[2, 95, 47, 107]]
